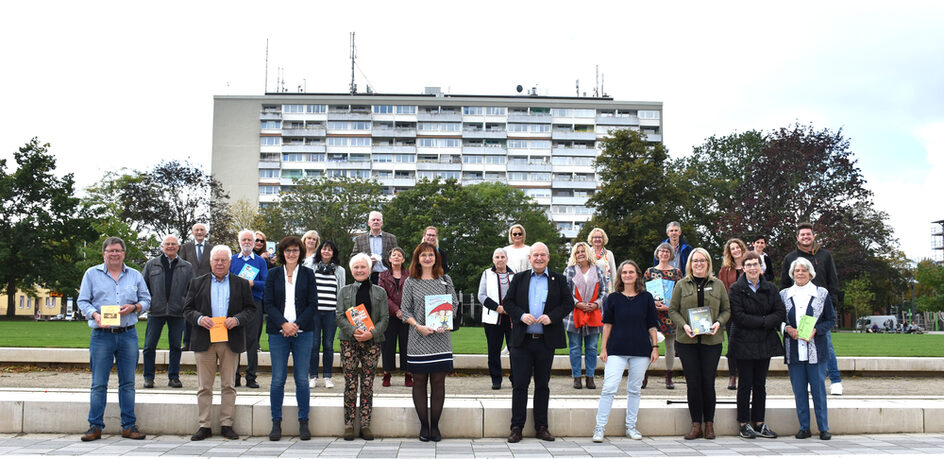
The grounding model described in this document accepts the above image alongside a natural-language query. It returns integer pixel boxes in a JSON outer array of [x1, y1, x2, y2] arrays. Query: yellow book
[[210, 317, 228, 343], [100, 305, 121, 327]]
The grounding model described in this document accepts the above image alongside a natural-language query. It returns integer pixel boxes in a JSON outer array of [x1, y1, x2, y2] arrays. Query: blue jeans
[[89, 327, 139, 429], [567, 332, 599, 378], [825, 331, 841, 383], [788, 361, 829, 432], [310, 310, 337, 378], [142, 315, 185, 380], [269, 331, 313, 420], [595, 355, 649, 430]]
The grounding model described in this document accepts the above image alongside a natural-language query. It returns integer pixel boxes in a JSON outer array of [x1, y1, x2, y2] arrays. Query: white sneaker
[[324, 378, 335, 389], [830, 382, 843, 395], [592, 426, 605, 442], [626, 427, 642, 440], [309, 378, 317, 388]]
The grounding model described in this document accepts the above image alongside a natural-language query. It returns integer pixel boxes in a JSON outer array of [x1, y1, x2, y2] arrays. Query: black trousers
[[736, 357, 771, 423], [382, 315, 409, 372], [484, 316, 512, 384], [676, 342, 722, 423], [510, 336, 554, 429], [237, 299, 264, 381]]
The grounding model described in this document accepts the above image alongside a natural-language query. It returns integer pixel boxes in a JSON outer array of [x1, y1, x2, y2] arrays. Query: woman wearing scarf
[[563, 242, 608, 389]]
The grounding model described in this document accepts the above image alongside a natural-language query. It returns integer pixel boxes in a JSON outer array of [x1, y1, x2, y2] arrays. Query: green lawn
[[0, 321, 942, 357]]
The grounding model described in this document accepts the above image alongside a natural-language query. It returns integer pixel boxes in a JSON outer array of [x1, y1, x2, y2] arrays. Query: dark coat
[[350, 231, 398, 270], [143, 255, 195, 317], [780, 244, 839, 305], [504, 268, 573, 350], [180, 240, 212, 278], [729, 275, 786, 360], [183, 273, 256, 353], [263, 265, 319, 335]]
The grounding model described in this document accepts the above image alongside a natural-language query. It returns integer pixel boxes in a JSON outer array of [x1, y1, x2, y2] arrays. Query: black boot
[[269, 419, 281, 441], [298, 419, 310, 441]]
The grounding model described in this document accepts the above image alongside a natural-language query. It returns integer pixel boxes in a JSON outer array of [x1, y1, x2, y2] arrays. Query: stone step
[[1, 388, 942, 437]]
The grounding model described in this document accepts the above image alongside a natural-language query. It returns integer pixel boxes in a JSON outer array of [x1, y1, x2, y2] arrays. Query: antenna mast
[[264, 39, 269, 93], [349, 32, 357, 95], [594, 65, 599, 97]]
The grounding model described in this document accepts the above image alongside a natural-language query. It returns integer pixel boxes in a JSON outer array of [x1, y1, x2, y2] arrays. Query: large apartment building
[[211, 89, 663, 238]]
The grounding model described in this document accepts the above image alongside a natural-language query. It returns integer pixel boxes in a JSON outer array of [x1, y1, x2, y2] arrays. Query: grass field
[[0, 321, 943, 357]]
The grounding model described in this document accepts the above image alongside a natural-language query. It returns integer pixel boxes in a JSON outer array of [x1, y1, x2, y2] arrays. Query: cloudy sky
[[1, 1, 942, 261]]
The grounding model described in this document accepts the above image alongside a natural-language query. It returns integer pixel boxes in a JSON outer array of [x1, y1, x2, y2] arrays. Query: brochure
[[210, 316, 228, 342], [797, 314, 817, 341], [688, 306, 713, 335], [237, 263, 260, 281], [100, 305, 121, 327], [345, 303, 375, 332], [425, 294, 453, 330]]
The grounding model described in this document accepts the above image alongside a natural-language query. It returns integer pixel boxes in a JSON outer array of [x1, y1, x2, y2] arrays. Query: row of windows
[[508, 123, 552, 133], [507, 139, 552, 149], [552, 205, 594, 214], [417, 122, 461, 132], [462, 155, 507, 165], [508, 172, 552, 181], [277, 104, 658, 119], [372, 105, 418, 114], [462, 106, 508, 115], [279, 153, 418, 163], [327, 137, 371, 147], [550, 108, 596, 117], [283, 104, 327, 113], [417, 170, 461, 180], [417, 138, 461, 148], [327, 121, 371, 130]]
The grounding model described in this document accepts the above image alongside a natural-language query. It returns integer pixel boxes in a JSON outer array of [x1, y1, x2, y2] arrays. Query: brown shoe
[[684, 422, 703, 440], [405, 373, 413, 387], [382, 372, 391, 387], [705, 421, 716, 439], [535, 426, 555, 441], [573, 377, 582, 389], [585, 377, 596, 389], [642, 373, 648, 388], [121, 425, 146, 440], [665, 373, 675, 390], [80, 426, 102, 442], [507, 426, 523, 443]]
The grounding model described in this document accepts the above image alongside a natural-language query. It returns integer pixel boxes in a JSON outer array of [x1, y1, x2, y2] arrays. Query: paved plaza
[[1, 433, 943, 458]]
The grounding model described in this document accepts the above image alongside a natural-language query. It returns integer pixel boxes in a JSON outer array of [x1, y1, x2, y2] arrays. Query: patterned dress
[[644, 266, 683, 335], [401, 276, 458, 374]]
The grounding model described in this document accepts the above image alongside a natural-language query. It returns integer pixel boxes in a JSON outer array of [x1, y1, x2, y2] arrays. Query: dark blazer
[[504, 268, 573, 349], [143, 255, 195, 317], [183, 273, 256, 353], [350, 231, 398, 270], [729, 275, 785, 360], [180, 240, 212, 278], [263, 265, 319, 335]]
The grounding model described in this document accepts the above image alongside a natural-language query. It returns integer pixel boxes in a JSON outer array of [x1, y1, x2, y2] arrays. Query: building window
[[485, 156, 506, 165], [261, 121, 281, 129], [531, 173, 551, 181], [463, 106, 483, 115], [260, 137, 281, 146], [507, 123, 551, 133], [259, 169, 280, 178], [394, 154, 415, 163], [260, 185, 280, 195], [396, 105, 417, 114], [350, 137, 371, 147], [509, 172, 527, 181], [373, 154, 393, 163], [638, 110, 660, 119], [485, 106, 507, 115], [327, 137, 348, 146], [372, 105, 394, 114], [282, 153, 305, 162], [463, 155, 483, 164]]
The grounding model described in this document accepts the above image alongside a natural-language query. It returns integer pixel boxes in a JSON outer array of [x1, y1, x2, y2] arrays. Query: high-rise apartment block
[[211, 89, 662, 238]]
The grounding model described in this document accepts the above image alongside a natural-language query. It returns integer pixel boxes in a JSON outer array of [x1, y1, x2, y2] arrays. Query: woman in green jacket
[[668, 247, 731, 441], [335, 253, 389, 441]]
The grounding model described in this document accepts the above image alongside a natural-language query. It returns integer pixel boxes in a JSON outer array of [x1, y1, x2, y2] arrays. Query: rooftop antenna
[[601, 73, 606, 97], [576, 79, 580, 97], [349, 32, 357, 95], [264, 39, 269, 93], [594, 65, 599, 98]]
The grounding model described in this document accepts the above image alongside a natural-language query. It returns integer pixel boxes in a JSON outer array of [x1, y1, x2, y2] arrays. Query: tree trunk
[[5, 279, 16, 319]]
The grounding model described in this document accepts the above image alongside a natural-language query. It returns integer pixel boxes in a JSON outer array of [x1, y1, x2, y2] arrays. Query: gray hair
[[368, 210, 383, 221], [788, 257, 817, 281], [210, 245, 232, 259], [192, 223, 207, 232], [350, 252, 373, 271], [654, 242, 675, 262], [492, 247, 507, 258], [101, 237, 126, 252], [666, 221, 681, 232], [530, 241, 549, 255], [238, 229, 255, 240]]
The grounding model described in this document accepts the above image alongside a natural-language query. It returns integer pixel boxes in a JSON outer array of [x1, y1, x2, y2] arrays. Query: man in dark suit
[[179, 223, 212, 351], [350, 211, 398, 284], [182, 245, 256, 441], [504, 242, 573, 443]]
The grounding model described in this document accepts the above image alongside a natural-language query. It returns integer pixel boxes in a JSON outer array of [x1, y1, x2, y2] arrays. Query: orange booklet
[[345, 304, 375, 332], [210, 316, 228, 343]]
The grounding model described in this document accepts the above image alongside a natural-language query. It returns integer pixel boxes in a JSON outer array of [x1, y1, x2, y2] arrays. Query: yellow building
[[0, 286, 63, 317]]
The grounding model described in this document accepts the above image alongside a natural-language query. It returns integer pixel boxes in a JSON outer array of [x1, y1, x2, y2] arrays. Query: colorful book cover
[[100, 305, 121, 327], [797, 314, 817, 341], [425, 294, 453, 330], [688, 307, 713, 335], [345, 303, 375, 332], [237, 263, 260, 281], [662, 279, 676, 305], [209, 316, 228, 343], [646, 279, 666, 301]]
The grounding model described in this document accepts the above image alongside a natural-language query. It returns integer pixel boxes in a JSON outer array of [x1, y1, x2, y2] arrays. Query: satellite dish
[[516, 85, 523, 94]]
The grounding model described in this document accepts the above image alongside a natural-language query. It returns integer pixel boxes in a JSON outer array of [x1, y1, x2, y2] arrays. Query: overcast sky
[[1, 0, 942, 262]]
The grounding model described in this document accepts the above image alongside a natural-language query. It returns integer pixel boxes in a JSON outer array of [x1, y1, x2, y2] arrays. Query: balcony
[[462, 129, 507, 140], [282, 144, 326, 153], [325, 161, 371, 170], [507, 114, 552, 123], [553, 179, 598, 189], [639, 117, 661, 127], [552, 131, 597, 141], [595, 114, 639, 125], [507, 162, 552, 173], [371, 128, 416, 137], [371, 145, 416, 154], [260, 112, 282, 121], [376, 177, 416, 187], [462, 146, 507, 155], [257, 161, 280, 169], [647, 133, 663, 142], [552, 196, 591, 206], [327, 112, 371, 121], [552, 147, 597, 157], [416, 112, 462, 122], [415, 161, 462, 171], [282, 128, 326, 137]]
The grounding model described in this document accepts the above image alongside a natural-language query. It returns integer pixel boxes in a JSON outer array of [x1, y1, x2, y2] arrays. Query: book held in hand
[[797, 314, 817, 341], [210, 316, 228, 343], [425, 294, 453, 330], [100, 305, 121, 327], [345, 303, 375, 332], [688, 306, 713, 335], [645, 279, 665, 301], [237, 263, 260, 281]]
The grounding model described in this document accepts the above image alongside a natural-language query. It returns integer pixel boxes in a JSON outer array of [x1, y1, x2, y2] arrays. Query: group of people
[[75, 214, 843, 443]]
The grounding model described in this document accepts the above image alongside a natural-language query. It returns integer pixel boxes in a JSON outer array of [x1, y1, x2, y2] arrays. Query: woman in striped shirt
[[309, 240, 346, 389]]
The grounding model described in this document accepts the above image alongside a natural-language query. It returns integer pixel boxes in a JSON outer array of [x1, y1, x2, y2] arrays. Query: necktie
[[197, 243, 203, 262]]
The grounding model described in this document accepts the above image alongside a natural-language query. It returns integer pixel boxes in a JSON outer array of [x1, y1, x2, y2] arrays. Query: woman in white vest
[[477, 247, 515, 390]]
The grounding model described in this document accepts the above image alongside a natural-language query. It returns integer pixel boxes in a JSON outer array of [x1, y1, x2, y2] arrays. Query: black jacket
[[729, 275, 786, 360], [780, 243, 840, 306], [263, 265, 319, 335], [505, 268, 573, 350]]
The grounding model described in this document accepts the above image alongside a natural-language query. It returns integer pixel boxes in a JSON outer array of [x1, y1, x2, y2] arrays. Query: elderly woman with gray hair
[[644, 242, 684, 389], [780, 257, 836, 441], [478, 247, 515, 390]]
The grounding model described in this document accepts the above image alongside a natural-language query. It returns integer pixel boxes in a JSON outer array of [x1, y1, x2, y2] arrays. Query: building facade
[[211, 90, 663, 239]]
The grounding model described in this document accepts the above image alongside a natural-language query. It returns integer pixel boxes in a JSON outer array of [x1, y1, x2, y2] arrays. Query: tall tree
[[843, 275, 876, 322], [382, 179, 560, 293], [581, 129, 688, 267], [1, 139, 92, 318], [914, 260, 944, 313]]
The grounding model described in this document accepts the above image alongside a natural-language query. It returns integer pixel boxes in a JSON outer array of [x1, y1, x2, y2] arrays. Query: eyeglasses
[[104, 249, 125, 254], [255, 239, 265, 243], [284, 248, 300, 254], [744, 262, 761, 268], [512, 232, 523, 236]]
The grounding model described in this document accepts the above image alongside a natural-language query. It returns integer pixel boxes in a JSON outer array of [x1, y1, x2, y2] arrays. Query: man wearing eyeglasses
[[230, 229, 268, 388], [76, 236, 151, 442]]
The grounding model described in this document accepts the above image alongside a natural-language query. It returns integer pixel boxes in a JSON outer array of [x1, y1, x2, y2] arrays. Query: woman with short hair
[[781, 257, 836, 441], [263, 236, 318, 441], [335, 253, 388, 441], [644, 242, 684, 390], [477, 247, 515, 390], [310, 240, 345, 389]]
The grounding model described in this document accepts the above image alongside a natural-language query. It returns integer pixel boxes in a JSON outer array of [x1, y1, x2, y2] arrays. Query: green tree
[[582, 129, 688, 267], [382, 179, 559, 293], [914, 260, 944, 312], [844, 275, 876, 322], [1, 139, 92, 318]]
